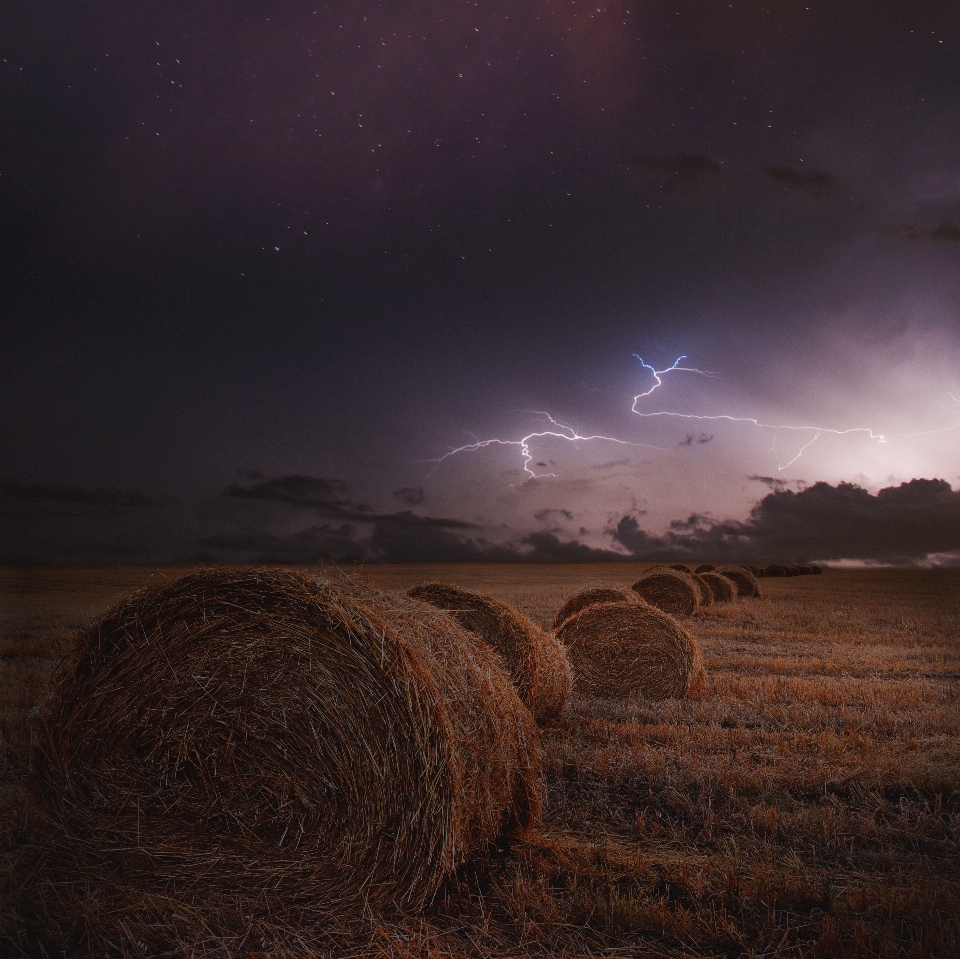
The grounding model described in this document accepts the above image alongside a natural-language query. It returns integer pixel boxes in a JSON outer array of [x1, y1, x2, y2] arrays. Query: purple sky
[[2, 0, 959, 565]]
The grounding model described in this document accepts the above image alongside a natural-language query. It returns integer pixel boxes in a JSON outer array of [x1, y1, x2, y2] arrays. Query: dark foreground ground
[[2, 565, 959, 957]]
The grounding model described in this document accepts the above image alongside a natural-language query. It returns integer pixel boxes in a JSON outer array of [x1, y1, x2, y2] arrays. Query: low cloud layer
[[612, 478, 960, 565], [0, 479, 156, 510], [3, 474, 958, 566]]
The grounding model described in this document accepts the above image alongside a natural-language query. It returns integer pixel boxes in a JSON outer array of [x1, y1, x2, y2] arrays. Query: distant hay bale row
[[27, 568, 543, 955], [763, 563, 823, 577], [556, 602, 701, 700], [409, 582, 572, 724]]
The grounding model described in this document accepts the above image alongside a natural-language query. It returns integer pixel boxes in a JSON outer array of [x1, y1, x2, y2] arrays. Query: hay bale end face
[[409, 582, 571, 724], [556, 601, 702, 700], [551, 583, 644, 631], [810, 564, 824, 574], [631, 568, 699, 618], [669, 563, 691, 574], [699, 571, 737, 602], [29, 569, 543, 954], [717, 565, 761, 598], [764, 564, 787, 577]]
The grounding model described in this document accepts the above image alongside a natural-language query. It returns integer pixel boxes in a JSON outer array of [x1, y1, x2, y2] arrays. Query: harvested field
[[2, 564, 959, 958]]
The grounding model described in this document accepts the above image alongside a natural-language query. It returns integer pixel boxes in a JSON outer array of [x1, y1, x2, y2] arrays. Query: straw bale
[[556, 602, 702, 700], [717, 565, 761, 597], [691, 573, 715, 606], [694, 564, 716, 574], [669, 563, 691, 574], [810, 564, 824, 575], [27, 568, 543, 955], [699, 571, 737, 602], [631, 569, 699, 618], [551, 583, 644, 631], [796, 564, 814, 575], [764, 564, 787, 577], [787, 565, 803, 576], [409, 582, 571, 724]]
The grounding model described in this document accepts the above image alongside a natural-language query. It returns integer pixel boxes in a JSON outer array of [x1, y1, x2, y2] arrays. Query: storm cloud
[[612, 478, 960, 565]]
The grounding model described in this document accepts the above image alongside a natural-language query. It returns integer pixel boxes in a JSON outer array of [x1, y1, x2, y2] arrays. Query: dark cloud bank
[[3, 474, 958, 567]]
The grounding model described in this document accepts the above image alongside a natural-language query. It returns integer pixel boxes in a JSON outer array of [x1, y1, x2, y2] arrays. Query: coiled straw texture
[[556, 601, 701, 700], [631, 568, 700, 618], [551, 584, 644, 631], [27, 568, 543, 955]]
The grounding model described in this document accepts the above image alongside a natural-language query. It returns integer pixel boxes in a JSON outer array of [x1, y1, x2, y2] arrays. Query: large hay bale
[[764, 564, 786, 577], [669, 563, 691, 573], [691, 572, 715, 606], [782, 565, 797, 577], [556, 602, 702, 700], [717, 565, 761, 598], [631, 568, 699, 618], [796, 564, 814, 575], [28, 568, 542, 955], [699, 571, 737, 602], [810, 564, 824, 575], [408, 582, 571, 724], [694, 564, 716, 574], [551, 583, 644, 631]]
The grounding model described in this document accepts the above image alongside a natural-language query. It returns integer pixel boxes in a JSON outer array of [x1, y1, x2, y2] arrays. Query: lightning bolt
[[631, 356, 960, 470], [426, 353, 960, 479], [425, 411, 665, 479]]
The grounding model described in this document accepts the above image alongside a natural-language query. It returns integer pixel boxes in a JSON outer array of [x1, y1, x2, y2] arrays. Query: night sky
[[3, 0, 960, 565]]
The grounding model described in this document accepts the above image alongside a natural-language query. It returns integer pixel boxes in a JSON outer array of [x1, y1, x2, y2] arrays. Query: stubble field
[[1, 564, 959, 958]]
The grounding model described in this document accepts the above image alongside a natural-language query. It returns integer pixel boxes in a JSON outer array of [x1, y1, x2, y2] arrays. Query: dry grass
[[2, 564, 959, 958]]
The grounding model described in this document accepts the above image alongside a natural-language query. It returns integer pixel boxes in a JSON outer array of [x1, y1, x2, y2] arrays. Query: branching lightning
[[631, 355, 960, 469], [426, 411, 664, 479], [426, 352, 960, 479]]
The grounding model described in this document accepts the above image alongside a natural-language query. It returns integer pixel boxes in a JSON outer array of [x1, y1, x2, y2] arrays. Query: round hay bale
[[810, 564, 824, 575], [551, 583, 644, 631], [691, 572, 715, 606], [782, 565, 797, 576], [631, 569, 699, 618], [699, 571, 737, 602], [28, 568, 542, 954], [556, 602, 702, 700], [764, 564, 786, 577], [408, 582, 571, 724], [796, 564, 814, 575], [787, 565, 803, 576], [717, 565, 761, 598], [669, 563, 691, 573], [694, 564, 716, 574], [748, 564, 764, 578]]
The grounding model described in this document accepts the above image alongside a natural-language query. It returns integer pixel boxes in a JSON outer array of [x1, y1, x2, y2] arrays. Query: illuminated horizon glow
[[425, 353, 960, 479]]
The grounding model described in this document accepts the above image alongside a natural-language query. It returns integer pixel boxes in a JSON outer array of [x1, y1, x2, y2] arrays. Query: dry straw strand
[[556, 602, 702, 700], [550, 584, 644, 631], [630, 568, 699, 618], [408, 582, 571, 725], [26, 568, 543, 956]]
